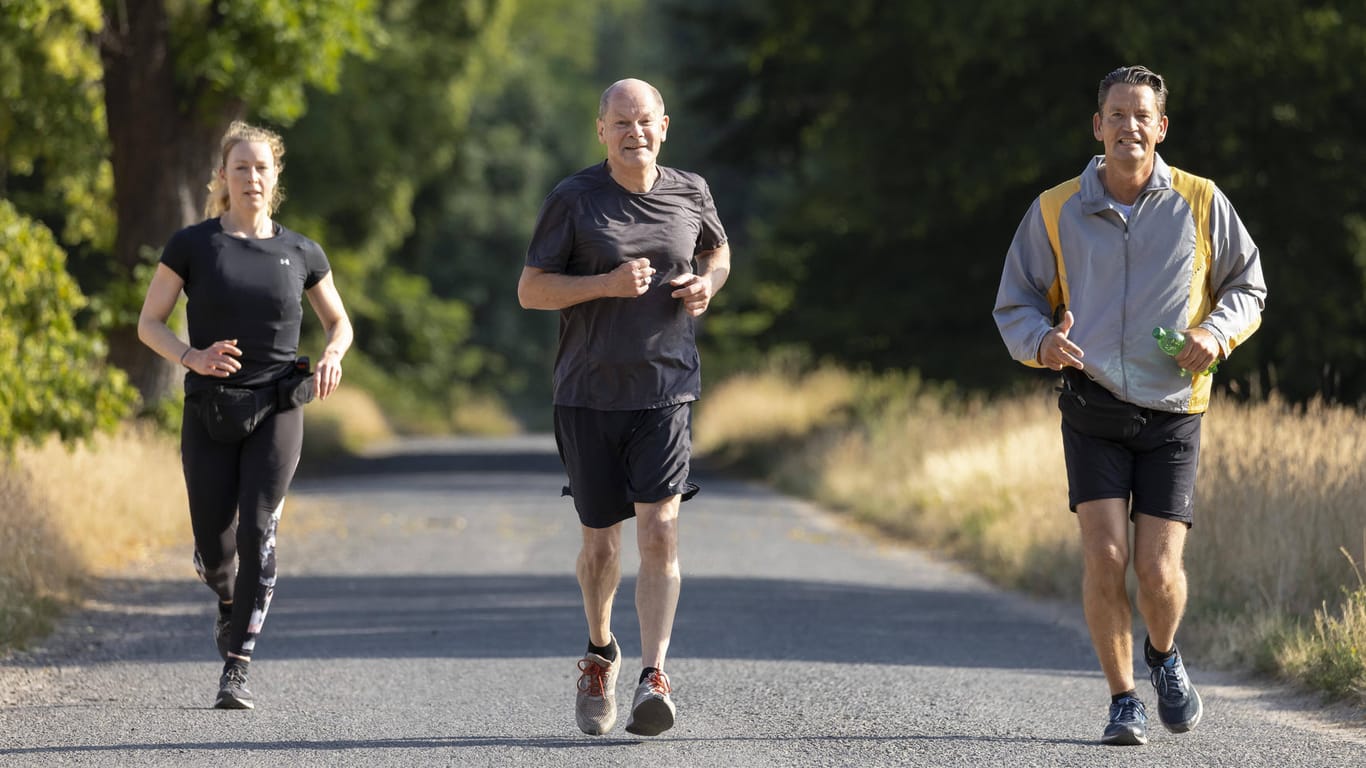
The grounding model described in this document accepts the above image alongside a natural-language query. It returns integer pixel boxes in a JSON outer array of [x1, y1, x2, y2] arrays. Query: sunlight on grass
[[302, 386, 395, 462], [697, 366, 1366, 705], [1, 425, 187, 650]]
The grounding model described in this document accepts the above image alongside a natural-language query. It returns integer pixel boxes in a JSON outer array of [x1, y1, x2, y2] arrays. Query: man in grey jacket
[[993, 65, 1266, 747]]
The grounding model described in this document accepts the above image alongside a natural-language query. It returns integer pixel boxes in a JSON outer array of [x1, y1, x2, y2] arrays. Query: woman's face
[[220, 140, 278, 214]]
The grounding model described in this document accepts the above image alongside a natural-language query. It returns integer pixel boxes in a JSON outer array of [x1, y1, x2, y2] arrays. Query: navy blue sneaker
[[1146, 638, 1203, 733], [1101, 695, 1148, 745]]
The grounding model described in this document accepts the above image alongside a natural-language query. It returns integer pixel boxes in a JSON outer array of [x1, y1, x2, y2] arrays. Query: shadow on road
[[2, 571, 1093, 673], [305, 450, 568, 477], [0, 732, 1096, 761]]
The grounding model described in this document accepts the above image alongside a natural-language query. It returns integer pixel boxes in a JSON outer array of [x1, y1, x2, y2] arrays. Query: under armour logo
[[279, 258, 290, 266]]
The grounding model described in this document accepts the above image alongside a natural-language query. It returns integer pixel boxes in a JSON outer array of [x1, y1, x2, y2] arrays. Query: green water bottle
[[1153, 327, 1219, 376]]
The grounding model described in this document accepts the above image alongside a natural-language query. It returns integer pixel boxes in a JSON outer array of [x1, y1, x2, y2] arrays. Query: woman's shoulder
[[162, 219, 221, 262], [272, 221, 318, 246], [273, 223, 326, 257], [168, 217, 221, 243]]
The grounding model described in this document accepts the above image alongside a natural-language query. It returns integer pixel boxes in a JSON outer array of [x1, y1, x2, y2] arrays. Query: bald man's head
[[599, 79, 665, 120]]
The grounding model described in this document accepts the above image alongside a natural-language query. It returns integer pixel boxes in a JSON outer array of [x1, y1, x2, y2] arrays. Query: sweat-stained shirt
[[526, 161, 728, 411]]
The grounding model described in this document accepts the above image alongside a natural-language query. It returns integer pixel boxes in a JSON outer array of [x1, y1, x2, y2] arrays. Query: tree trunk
[[99, 0, 242, 409]]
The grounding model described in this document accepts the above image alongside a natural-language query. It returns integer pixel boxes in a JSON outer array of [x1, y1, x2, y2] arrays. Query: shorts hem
[[627, 481, 700, 505], [576, 508, 635, 530], [1068, 493, 1128, 513], [1131, 507, 1194, 527]]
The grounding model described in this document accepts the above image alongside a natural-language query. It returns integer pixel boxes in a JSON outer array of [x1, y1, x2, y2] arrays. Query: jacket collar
[[1078, 153, 1171, 214]]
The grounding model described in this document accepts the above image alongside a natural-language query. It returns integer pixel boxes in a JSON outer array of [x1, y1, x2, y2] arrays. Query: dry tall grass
[[696, 367, 1366, 704], [0, 425, 187, 649], [1194, 397, 1366, 617], [1, 385, 429, 655], [301, 386, 395, 462]]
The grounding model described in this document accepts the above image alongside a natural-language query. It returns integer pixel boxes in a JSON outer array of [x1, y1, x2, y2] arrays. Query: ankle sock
[[640, 666, 660, 684], [587, 638, 617, 662], [1111, 689, 1138, 704], [1145, 637, 1176, 667]]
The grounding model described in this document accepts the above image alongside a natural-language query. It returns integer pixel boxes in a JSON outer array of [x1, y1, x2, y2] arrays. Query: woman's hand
[[185, 340, 242, 377], [314, 350, 343, 400]]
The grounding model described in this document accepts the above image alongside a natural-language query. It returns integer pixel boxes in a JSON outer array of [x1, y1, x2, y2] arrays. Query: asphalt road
[[2, 435, 1361, 767]]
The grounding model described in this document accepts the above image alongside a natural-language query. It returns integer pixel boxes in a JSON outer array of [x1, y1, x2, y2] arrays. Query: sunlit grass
[[0, 425, 187, 650], [301, 386, 395, 463], [449, 392, 522, 436], [696, 366, 1366, 706], [1, 386, 395, 654]]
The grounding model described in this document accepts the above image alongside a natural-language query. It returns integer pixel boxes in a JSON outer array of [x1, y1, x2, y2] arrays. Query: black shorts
[[553, 403, 699, 529], [1061, 409, 1203, 526]]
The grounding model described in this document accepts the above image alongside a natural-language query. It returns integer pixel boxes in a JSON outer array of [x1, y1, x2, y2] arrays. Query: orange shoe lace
[[643, 669, 672, 695], [577, 658, 609, 696]]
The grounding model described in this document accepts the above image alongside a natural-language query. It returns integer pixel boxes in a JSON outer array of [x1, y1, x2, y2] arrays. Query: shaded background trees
[[673, 0, 1366, 403], [3, 0, 1365, 446]]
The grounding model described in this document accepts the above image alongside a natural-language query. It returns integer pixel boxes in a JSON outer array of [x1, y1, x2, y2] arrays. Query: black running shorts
[[1060, 410, 1203, 526], [553, 403, 699, 529]]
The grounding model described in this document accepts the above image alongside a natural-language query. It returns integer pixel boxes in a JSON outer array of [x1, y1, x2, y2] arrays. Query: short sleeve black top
[[526, 161, 728, 410], [160, 218, 330, 395]]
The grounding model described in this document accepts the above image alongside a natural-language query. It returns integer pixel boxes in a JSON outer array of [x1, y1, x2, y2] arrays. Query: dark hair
[[1097, 65, 1167, 114]]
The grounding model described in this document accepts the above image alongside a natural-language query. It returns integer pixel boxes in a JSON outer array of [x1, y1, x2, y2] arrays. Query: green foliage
[[0, 1, 113, 248], [0, 201, 137, 451], [167, 0, 378, 122], [1290, 586, 1366, 702], [351, 270, 486, 418]]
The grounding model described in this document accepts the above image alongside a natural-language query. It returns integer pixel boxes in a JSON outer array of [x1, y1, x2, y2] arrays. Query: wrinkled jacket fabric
[[994, 154, 1266, 414]]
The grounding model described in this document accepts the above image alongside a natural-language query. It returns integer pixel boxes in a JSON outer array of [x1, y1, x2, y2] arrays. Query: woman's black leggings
[[181, 405, 304, 660]]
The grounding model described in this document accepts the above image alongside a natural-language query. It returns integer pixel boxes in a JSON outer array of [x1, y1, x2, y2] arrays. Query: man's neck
[[1097, 159, 1154, 206], [607, 162, 658, 194]]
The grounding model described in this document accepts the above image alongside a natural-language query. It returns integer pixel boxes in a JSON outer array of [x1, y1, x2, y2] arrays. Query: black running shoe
[[1147, 638, 1203, 733], [214, 663, 254, 710], [1101, 695, 1148, 746]]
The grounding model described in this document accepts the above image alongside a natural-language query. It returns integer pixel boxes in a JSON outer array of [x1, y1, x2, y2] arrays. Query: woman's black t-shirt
[[160, 218, 330, 395]]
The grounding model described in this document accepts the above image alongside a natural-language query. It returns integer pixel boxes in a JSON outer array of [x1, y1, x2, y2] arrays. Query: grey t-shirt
[[526, 161, 728, 410]]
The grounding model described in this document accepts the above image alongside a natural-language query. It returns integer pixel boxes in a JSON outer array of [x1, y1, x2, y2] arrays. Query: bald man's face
[[597, 85, 668, 173]]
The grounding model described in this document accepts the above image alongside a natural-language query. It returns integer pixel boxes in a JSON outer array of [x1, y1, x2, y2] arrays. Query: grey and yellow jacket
[[993, 153, 1266, 414]]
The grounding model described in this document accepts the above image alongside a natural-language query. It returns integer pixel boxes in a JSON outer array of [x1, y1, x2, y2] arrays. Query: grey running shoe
[[575, 637, 620, 735], [1100, 695, 1148, 746], [214, 663, 254, 710], [1147, 638, 1203, 733], [214, 608, 231, 661], [624, 669, 675, 737]]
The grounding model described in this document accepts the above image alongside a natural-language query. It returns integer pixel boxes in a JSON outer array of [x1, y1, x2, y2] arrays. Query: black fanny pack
[[276, 357, 316, 412], [1056, 368, 1149, 442], [188, 358, 315, 443]]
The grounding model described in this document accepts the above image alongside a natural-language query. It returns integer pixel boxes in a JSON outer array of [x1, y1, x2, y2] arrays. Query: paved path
[[2, 435, 1361, 766]]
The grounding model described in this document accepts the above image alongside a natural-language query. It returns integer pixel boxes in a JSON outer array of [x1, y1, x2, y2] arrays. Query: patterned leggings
[[182, 405, 303, 660]]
